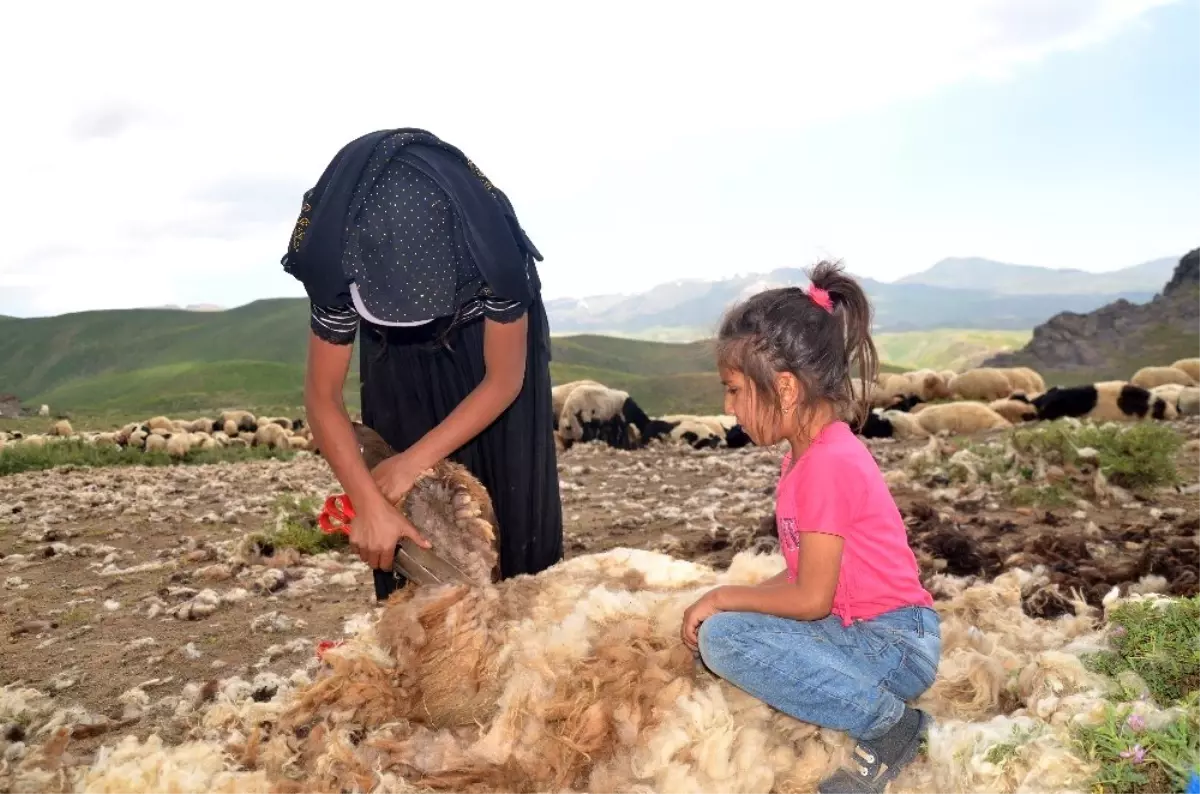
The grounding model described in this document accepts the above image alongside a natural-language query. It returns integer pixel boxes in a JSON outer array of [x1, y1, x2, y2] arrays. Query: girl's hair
[[715, 259, 878, 427]]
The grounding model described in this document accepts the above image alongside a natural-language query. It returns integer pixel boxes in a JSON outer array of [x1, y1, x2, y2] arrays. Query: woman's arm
[[390, 314, 528, 474], [304, 330, 430, 569], [714, 532, 843, 620]]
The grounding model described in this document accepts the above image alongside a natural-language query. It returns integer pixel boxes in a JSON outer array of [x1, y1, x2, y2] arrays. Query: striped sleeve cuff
[[310, 302, 358, 345]]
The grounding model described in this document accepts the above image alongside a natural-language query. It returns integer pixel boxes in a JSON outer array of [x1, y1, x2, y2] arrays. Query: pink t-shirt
[[775, 420, 932, 626]]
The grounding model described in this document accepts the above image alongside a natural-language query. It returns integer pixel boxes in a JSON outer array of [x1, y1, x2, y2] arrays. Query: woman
[[282, 128, 564, 600]]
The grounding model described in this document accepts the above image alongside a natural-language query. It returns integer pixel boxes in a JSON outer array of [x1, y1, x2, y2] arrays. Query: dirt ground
[[2, 421, 1198, 771]]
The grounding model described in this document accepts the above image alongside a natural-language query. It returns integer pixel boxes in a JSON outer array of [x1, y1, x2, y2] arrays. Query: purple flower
[[1120, 745, 1146, 764], [1126, 714, 1146, 732], [1111, 625, 1128, 639]]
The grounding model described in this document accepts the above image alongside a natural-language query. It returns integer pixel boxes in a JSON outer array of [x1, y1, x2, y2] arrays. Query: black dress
[[308, 154, 563, 600]]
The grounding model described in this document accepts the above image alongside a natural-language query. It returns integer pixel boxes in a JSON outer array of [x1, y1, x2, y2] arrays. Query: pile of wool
[[47, 546, 1174, 794]]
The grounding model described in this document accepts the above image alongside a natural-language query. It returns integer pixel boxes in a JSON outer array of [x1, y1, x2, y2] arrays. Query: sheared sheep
[[1170, 357, 1200, 383], [878, 409, 930, 440], [993, 367, 1045, 395], [948, 368, 1013, 402], [50, 420, 73, 437], [1178, 386, 1200, 417], [1130, 365, 1197, 389], [1033, 382, 1170, 423], [915, 402, 1012, 435]]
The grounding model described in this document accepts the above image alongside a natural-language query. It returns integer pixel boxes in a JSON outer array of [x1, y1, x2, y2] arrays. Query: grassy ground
[[0, 437, 298, 476]]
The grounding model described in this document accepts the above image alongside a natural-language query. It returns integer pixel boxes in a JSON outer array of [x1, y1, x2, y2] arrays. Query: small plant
[[1074, 696, 1199, 794], [253, 494, 347, 555], [1009, 483, 1074, 508]]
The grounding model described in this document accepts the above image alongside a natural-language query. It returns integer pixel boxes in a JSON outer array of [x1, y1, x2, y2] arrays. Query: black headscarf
[[281, 128, 542, 308]]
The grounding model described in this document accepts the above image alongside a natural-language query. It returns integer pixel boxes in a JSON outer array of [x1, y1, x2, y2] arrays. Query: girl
[[285, 128, 564, 599], [680, 260, 940, 794]]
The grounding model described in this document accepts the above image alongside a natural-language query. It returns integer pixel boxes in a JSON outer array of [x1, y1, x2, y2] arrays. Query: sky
[[1, 0, 1197, 317]]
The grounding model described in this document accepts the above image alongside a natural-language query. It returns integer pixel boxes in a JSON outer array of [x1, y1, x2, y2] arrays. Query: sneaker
[[818, 708, 929, 793]]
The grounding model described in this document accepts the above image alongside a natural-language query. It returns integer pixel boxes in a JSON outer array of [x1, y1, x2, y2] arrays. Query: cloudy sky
[[1, 0, 1196, 317]]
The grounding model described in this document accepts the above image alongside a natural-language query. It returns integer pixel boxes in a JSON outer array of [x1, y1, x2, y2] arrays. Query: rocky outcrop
[[983, 248, 1199, 373], [0, 394, 20, 418]]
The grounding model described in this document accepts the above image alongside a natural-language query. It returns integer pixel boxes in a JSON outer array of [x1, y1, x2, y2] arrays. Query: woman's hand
[[372, 451, 426, 505], [350, 500, 432, 571], [681, 588, 725, 651]]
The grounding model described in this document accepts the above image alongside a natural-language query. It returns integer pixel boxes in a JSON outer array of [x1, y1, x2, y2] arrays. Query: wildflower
[[1110, 625, 1128, 639], [1120, 745, 1146, 764], [1125, 714, 1145, 732]]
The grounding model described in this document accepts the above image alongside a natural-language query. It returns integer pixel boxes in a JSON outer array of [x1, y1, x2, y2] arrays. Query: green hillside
[[0, 300, 917, 426], [873, 329, 1032, 372]]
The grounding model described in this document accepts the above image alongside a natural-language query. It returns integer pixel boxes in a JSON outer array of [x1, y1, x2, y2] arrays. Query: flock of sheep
[[0, 412, 313, 456], [550, 358, 1200, 455]]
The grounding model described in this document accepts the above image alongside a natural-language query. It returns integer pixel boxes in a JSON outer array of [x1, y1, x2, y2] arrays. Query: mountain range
[[545, 256, 1177, 338]]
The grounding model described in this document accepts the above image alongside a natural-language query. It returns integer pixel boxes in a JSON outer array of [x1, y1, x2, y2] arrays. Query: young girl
[[680, 260, 940, 794]]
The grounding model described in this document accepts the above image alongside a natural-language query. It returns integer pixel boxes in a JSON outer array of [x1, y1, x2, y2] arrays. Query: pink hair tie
[[807, 284, 834, 314]]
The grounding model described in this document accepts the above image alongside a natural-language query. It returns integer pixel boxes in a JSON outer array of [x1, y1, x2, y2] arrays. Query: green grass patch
[[1011, 421, 1183, 492], [0, 438, 296, 477], [1074, 597, 1200, 793], [1009, 483, 1075, 508], [247, 494, 348, 556], [1082, 597, 1200, 706]]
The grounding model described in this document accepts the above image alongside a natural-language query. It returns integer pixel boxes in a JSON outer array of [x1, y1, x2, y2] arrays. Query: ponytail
[[807, 260, 879, 424]]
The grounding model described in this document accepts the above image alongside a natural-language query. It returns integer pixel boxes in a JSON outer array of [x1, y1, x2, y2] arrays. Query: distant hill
[[546, 257, 1166, 337], [983, 248, 1199, 383], [0, 304, 738, 418], [895, 256, 1175, 295]]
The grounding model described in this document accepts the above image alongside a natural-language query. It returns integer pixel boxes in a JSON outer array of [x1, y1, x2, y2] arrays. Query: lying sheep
[[988, 398, 1038, 424], [50, 419, 73, 437], [1033, 382, 1175, 422], [1130, 365, 1196, 389], [994, 367, 1046, 395], [948, 368, 1013, 402], [877, 409, 930, 440], [1179, 386, 1200, 417], [915, 402, 1012, 435], [1171, 357, 1200, 383]]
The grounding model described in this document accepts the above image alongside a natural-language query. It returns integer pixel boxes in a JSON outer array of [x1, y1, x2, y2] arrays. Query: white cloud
[[0, 0, 1181, 316]]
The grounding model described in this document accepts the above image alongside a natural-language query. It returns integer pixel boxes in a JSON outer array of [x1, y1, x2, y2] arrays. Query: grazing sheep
[[219, 410, 258, 434], [551, 380, 602, 431], [254, 424, 290, 450], [903, 369, 952, 402], [559, 384, 654, 450], [988, 398, 1038, 424], [948, 368, 1013, 402], [50, 419, 73, 437], [1170, 357, 1200, 383], [915, 402, 1012, 435], [1130, 365, 1197, 389], [166, 434, 191, 459], [1033, 382, 1166, 422]]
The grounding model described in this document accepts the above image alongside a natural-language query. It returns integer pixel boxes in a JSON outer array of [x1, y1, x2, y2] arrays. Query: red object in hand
[[318, 493, 355, 534]]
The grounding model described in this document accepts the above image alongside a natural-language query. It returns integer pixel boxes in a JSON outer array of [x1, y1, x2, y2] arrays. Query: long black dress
[[303, 142, 563, 600]]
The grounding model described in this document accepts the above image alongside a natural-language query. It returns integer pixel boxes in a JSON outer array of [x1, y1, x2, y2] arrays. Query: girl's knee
[[697, 612, 742, 667]]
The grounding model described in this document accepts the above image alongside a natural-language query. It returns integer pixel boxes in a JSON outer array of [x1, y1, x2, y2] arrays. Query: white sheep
[[915, 402, 1012, 435]]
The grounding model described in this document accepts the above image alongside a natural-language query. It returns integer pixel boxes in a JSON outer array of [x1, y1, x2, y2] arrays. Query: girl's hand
[[351, 500, 432, 571], [372, 452, 425, 505], [681, 588, 724, 651]]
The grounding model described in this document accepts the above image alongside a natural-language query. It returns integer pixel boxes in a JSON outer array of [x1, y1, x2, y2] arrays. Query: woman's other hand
[[351, 500, 432, 571], [371, 451, 425, 504]]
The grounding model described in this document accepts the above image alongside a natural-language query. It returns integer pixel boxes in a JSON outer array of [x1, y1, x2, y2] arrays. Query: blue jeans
[[698, 605, 941, 741]]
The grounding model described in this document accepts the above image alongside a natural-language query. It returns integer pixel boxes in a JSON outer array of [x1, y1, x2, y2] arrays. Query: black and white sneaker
[[818, 708, 930, 793]]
